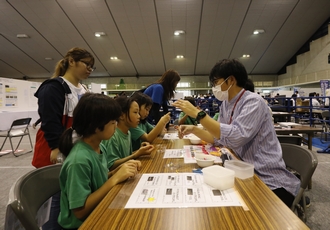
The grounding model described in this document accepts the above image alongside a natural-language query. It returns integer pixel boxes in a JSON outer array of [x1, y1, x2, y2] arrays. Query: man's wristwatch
[[196, 111, 207, 122]]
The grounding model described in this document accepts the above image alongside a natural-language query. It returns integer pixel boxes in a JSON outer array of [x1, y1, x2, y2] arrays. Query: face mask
[[212, 79, 232, 101]]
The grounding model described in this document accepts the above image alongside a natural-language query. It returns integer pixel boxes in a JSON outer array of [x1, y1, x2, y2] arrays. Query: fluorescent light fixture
[[16, 34, 29, 38], [110, 56, 118, 60], [174, 30, 185, 36], [176, 55, 184, 58], [95, 32, 106, 37], [253, 29, 265, 35], [44, 57, 53, 61], [242, 54, 250, 58]]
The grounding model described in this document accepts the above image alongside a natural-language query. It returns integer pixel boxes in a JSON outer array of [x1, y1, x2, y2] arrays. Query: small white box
[[224, 160, 254, 180], [202, 165, 235, 190]]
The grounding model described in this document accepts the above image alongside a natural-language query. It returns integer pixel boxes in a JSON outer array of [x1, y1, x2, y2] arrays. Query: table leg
[[307, 133, 312, 150]]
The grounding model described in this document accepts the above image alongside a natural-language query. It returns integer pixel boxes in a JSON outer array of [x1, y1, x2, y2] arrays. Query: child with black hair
[[58, 93, 141, 229], [129, 92, 171, 151], [102, 96, 155, 170]]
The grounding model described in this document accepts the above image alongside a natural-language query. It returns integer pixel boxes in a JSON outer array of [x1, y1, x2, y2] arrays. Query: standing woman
[[32, 47, 95, 229], [143, 70, 180, 125]]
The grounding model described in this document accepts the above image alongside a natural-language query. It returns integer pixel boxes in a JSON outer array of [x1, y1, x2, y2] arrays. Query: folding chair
[[280, 143, 318, 222], [320, 111, 330, 143], [0, 118, 33, 157], [5, 164, 62, 230]]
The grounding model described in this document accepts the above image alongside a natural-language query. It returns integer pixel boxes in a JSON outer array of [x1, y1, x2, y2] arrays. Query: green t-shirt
[[102, 128, 133, 168], [179, 112, 198, 125], [130, 122, 154, 151], [58, 141, 108, 229]]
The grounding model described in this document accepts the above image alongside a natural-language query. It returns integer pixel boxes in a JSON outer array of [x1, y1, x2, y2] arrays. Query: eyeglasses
[[211, 77, 229, 87], [79, 60, 96, 72]]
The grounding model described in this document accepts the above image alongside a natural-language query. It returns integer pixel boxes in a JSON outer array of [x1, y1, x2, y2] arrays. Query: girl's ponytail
[[59, 127, 74, 157]]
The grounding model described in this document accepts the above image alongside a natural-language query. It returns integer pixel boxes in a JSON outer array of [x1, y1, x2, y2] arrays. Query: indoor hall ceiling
[[0, 0, 329, 80]]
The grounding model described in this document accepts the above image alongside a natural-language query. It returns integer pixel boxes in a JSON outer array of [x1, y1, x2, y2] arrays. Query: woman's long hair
[[146, 70, 180, 100], [59, 93, 121, 156], [51, 47, 94, 78]]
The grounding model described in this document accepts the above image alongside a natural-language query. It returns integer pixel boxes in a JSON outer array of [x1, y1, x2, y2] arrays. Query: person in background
[[58, 93, 141, 229], [129, 92, 171, 151], [102, 96, 154, 170], [324, 89, 330, 108], [308, 92, 320, 107], [178, 97, 199, 125], [143, 70, 180, 126], [173, 59, 300, 208], [244, 78, 255, 92], [33, 47, 94, 230]]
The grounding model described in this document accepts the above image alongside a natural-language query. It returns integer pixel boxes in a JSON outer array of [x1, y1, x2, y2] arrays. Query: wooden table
[[275, 125, 322, 150], [79, 138, 309, 230]]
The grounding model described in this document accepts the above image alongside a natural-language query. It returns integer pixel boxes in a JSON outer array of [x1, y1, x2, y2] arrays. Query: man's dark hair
[[209, 59, 248, 88]]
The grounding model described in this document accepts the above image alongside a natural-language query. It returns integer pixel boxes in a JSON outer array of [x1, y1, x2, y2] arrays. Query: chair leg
[[0, 136, 9, 151], [9, 136, 33, 157]]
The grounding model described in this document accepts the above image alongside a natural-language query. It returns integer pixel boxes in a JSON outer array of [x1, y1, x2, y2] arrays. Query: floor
[[0, 127, 330, 229]]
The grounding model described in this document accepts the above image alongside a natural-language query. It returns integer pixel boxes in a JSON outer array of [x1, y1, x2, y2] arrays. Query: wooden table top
[[79, 138, 309, 230]]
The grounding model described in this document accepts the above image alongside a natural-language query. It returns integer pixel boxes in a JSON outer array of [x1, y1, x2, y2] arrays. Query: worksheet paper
[[163, 149, 184, 158], [125, 173, 242, 209]]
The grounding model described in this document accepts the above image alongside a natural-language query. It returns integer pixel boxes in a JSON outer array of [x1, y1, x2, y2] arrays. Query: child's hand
[[160, 112, 171, 125], [135, 144, 155, 157], [127, 159, 142, 171], [112, 161, 139, 183], [140, 142, 150, 147]]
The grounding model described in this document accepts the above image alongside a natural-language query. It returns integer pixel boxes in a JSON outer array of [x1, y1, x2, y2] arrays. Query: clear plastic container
[[224, 160, 254, 180], [202, 165, 235, 190]]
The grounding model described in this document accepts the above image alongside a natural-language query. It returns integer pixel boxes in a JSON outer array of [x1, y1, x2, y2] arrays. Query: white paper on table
[[125, 173, 242, 209], [163, 149, 184, 158], [183, 145, 222, 164]]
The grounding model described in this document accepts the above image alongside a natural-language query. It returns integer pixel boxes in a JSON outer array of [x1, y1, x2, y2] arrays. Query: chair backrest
[[9, 164, 62, 230], [281, 143, 317, 190], [277, 135, 302, 145], [280, 143, 318, 212], [9, 118, 32, 133]]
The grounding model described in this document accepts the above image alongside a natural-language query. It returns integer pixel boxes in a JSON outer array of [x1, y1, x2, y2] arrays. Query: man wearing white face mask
[[172, 59, 300, 208]]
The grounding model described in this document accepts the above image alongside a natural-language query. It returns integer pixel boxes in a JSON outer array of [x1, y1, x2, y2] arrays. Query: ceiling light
[[16, 34, 29, 38], [242, 54, 250, 58], [174, 30, 185, 36], [110, 57, 118, 60], [44, 57, 53, 61], [95, 32, 106, 37], [176, 55, 184, 59], [253, 29, 265, 35]]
